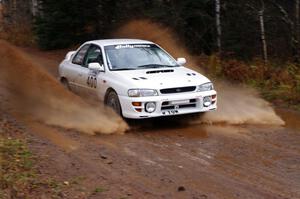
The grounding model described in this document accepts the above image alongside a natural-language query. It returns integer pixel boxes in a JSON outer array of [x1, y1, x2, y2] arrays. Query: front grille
[[160, 86, 196, 94]]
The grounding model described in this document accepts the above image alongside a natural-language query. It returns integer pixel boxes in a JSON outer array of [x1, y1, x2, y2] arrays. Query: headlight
[[197, 82, 214, 92], [128, 89, 158, 97]]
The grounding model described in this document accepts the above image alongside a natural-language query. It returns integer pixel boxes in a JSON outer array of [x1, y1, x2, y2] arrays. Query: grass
[[0, 134, 110, 198], [93, 187, 107, 193], [0, 136, 70, 198], [0, 136, 36, 198]]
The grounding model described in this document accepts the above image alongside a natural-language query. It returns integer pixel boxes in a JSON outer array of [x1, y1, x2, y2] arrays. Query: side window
[[72, 45, 90, 65], [84, 45, 104, 67]]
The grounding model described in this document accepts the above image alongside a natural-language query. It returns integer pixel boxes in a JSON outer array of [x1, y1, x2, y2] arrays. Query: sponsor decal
[[115, 44, 151, 49], [87, 74, 97, 88]]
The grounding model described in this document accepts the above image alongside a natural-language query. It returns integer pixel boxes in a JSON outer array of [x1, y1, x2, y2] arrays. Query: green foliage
[[33, 0, 217, 51], [34, 0, 104, 49], [2, 0, 297, 61], [30, 0, 300, 109], [31, 0, 300, 63], [296, 75, 300, 93]]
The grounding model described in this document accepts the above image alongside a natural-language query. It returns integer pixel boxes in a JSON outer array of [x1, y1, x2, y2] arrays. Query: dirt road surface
[[1, 47, 299, 199]]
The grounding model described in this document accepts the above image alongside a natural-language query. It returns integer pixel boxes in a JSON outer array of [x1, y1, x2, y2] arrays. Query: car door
[[66, 44, 90, 93], [81, 44, 106, 100]]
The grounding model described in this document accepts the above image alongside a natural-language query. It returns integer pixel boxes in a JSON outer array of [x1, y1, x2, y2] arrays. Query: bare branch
[[272, 2, 294, 29]]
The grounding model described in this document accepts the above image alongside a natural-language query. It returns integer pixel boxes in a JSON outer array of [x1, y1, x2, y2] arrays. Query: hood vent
[[146, 69, 174, 74], [186, 73, 196, 76], [132, 77, 148, 80]]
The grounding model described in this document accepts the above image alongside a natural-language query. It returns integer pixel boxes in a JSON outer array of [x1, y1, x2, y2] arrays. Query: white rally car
[[59, 39, 217, 119]]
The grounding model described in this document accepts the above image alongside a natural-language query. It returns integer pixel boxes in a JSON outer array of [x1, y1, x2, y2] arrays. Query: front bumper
[[119, 90, 217, 119]]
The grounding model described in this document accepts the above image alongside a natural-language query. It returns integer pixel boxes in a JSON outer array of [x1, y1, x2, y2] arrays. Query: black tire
[[61, 78, 71, 91], [106, 91, 122, 116]]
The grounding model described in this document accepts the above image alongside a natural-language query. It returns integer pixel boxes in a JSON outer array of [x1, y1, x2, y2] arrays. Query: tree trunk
[[31, 0, 39, 16], [259, 9, 268, 64], [295, 0, 300, 62], [215, 0, 222, 55], [0, 3, 3, 30], [12, 0, 17, 20]]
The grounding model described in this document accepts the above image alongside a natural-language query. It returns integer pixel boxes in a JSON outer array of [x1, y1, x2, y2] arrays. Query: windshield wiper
[[138, 64, 179, 68], [164, 65, 180, 67], [113, 68, 136, 71], [137, 64, 165, 68]]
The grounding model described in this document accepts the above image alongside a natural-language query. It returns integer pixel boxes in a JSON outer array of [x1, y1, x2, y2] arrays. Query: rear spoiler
[[65, 51, 76, 61]]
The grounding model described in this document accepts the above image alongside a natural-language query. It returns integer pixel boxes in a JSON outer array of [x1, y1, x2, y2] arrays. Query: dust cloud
[[114, 20, 284, 125], [0, 40, 128, 134]]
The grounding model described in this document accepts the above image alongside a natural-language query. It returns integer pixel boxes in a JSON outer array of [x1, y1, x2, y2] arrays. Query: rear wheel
[[61, 78, 71, 91], [106, 91, 122, 116]]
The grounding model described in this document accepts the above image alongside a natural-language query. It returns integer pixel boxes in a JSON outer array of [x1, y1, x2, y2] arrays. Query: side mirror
[[177, 57, 187, 65], [88, 62, 104, 72], [65, 51, 76, 60]]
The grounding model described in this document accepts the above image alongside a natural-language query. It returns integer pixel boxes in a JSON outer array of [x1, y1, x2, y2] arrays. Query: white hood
[[113, 66, 210, 89]]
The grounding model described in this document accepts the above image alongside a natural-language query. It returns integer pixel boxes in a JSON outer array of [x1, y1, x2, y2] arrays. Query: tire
[[106, 91, 122, 116], [61, 78, 71, 91]]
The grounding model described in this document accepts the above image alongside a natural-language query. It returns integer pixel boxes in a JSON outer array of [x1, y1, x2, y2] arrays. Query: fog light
[[203, 96, 212, 107], [145, 102, 156, 113]]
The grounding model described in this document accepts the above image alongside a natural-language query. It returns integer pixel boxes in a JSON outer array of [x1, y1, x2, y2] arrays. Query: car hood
[[112, 66, 211, 89]]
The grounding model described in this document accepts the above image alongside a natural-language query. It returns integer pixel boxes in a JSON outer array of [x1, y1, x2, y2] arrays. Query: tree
[[296, 0, 300, 61], [29, 0, 297, 62], [272, 0, 300, 62], [34, 0, 105, 49], [243, 0, 268, 63], [258, 0, 268, 63], [215, 0, 222, 54], [1, 0, 32, 24]]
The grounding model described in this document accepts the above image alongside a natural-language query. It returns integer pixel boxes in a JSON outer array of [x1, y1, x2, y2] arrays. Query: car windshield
[[104, 44, 179, 71]]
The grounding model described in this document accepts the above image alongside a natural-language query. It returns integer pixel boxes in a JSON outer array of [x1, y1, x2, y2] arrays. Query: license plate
[[162, 110, 179, 115], [170, 100, 190, 105]]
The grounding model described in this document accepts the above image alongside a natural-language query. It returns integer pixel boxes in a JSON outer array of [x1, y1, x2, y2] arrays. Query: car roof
[[86, 39, 154, 47]]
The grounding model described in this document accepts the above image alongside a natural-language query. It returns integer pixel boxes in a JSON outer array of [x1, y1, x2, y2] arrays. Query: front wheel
[[106, 91, 122, 116], [61, 78, 71, 91]]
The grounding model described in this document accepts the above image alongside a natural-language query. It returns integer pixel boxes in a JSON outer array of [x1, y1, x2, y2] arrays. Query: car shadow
[[125, 113, 204, 132]]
